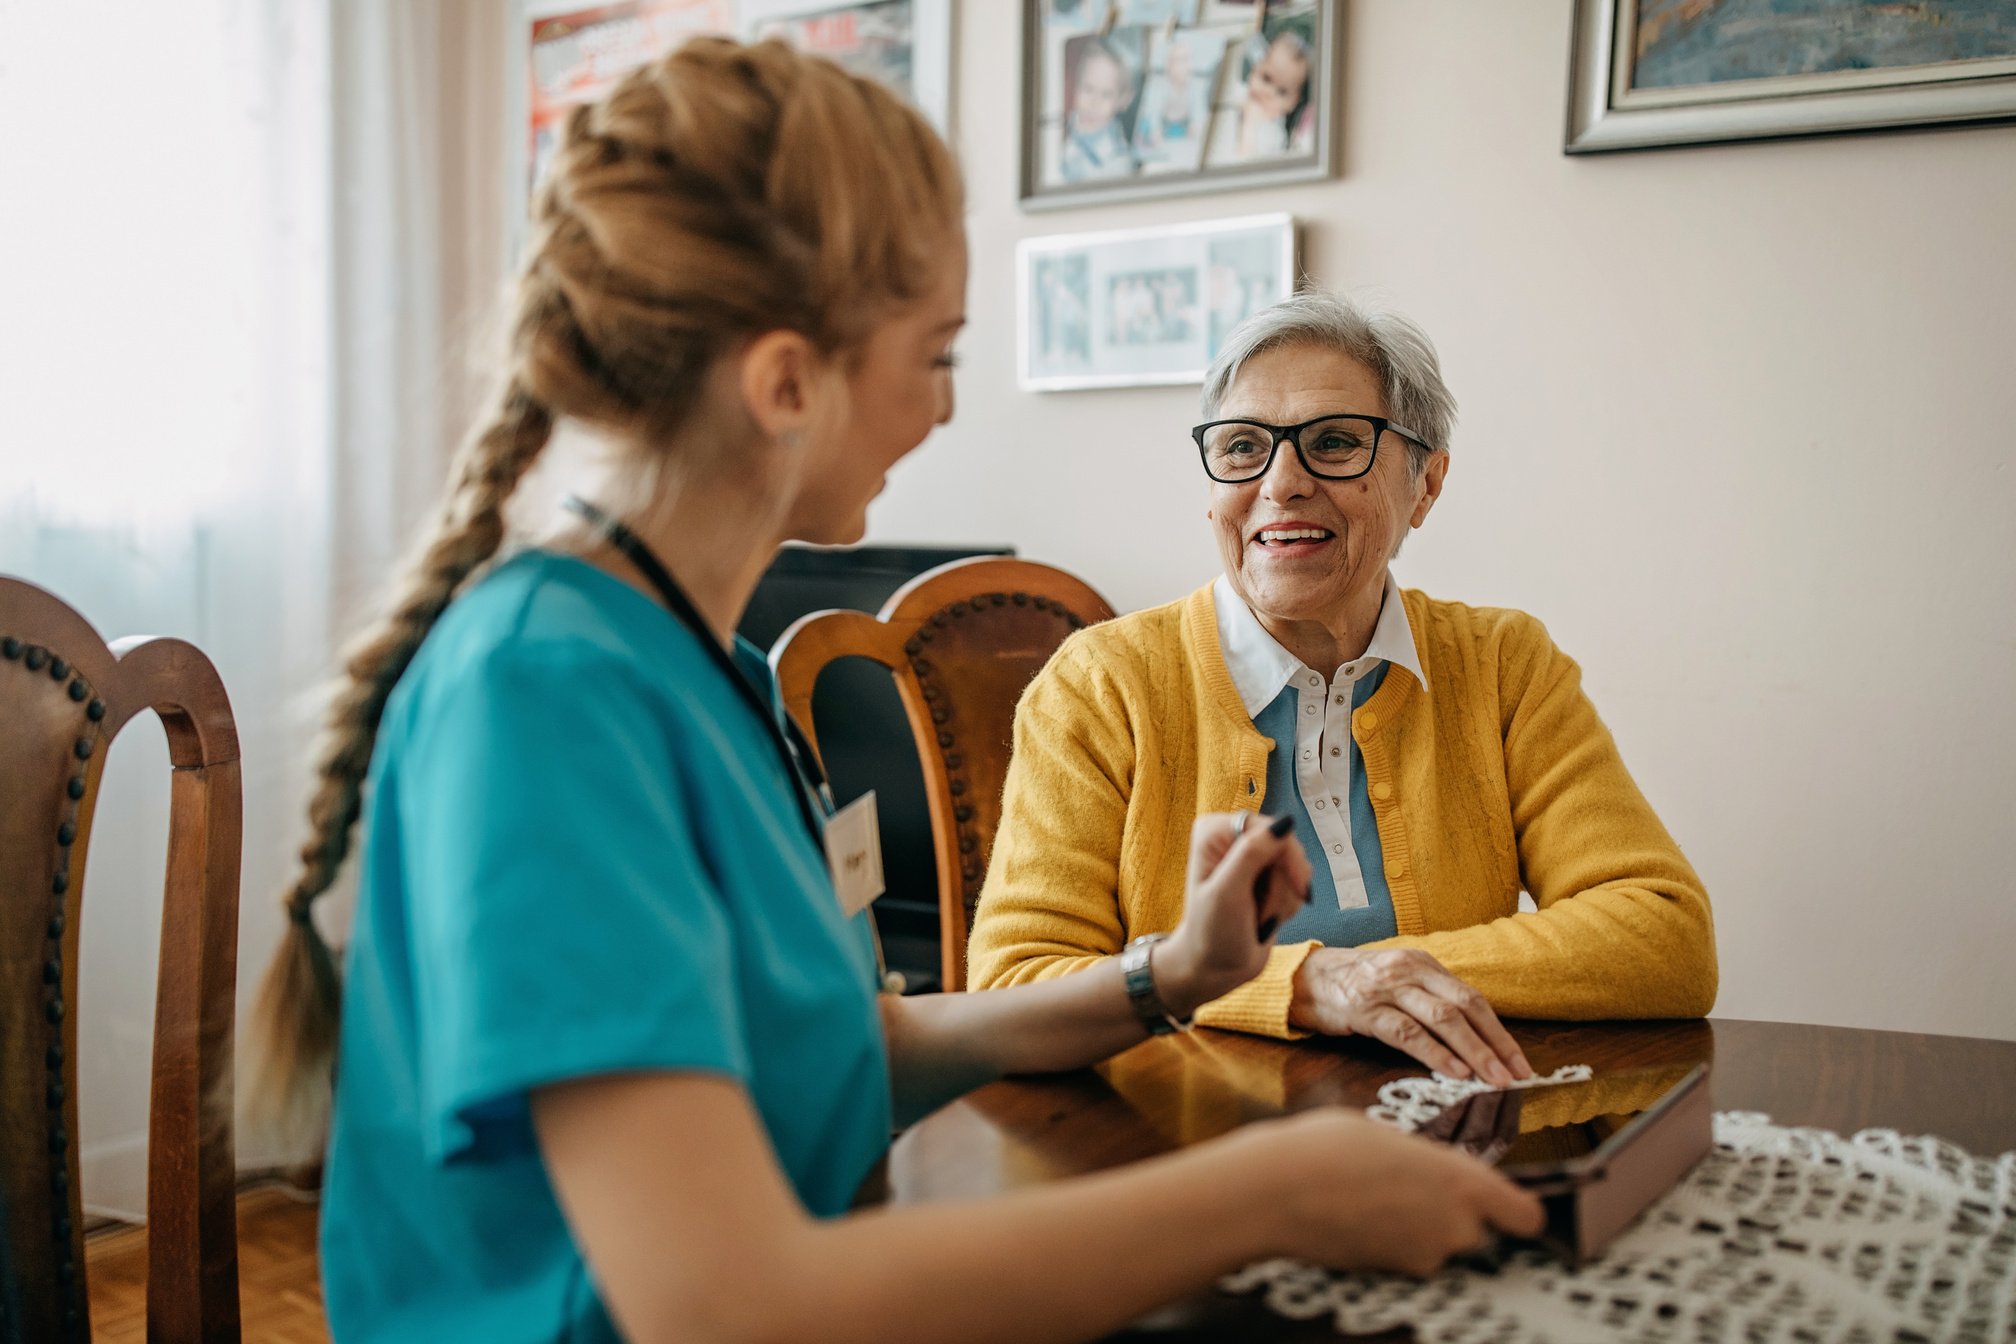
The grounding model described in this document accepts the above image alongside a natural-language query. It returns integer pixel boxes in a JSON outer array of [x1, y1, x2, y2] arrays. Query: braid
[[245, 380, 553, 1144]]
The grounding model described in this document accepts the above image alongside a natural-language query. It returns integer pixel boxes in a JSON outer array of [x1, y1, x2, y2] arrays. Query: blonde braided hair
[[248, 36, 963, 1145]]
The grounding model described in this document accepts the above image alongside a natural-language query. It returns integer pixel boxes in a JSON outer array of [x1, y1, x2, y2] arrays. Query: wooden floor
[[86, 1184, 330, 1343]]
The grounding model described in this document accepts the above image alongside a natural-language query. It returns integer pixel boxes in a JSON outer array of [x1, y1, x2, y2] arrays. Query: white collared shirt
[[1212, 573, 1425, 908]]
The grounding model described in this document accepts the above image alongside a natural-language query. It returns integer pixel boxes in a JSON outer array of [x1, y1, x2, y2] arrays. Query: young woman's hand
[[1231, 1106, 1545, 1276], [1157, 812, 1312, 1016]]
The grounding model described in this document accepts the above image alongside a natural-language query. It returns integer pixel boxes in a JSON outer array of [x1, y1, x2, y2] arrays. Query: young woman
[[253, 38, 1540, 1344]]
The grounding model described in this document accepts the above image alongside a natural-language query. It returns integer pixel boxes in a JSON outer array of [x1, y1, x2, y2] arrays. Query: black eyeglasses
[[1191, 413, 1425, 484]]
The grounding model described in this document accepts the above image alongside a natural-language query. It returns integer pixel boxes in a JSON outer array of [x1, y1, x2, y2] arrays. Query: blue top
[[320, 550, 890, 1343], [1257, 667, 1400, 947]]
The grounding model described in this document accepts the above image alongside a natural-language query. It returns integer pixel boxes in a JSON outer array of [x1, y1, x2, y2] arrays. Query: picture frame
[[526, 1, 738, 192], [743, 0, 956, 133], [1566, 0, 2016, 154], [1019, 1, 1339, 212], [1018, 212, 1296, 392]]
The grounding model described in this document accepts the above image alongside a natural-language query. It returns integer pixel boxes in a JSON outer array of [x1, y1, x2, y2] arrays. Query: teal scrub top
[[320, 550, 891, 1343]]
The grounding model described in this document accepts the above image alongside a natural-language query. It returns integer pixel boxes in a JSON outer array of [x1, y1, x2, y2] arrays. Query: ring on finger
[[1231, 812, 1248, 840]]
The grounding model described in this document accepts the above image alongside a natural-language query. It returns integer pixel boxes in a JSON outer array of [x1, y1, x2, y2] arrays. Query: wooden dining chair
[[771, 557, 1115, 993], [0, 577, 242, 1344]]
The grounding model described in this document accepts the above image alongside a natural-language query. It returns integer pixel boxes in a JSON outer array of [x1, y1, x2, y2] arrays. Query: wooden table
[[866, 1018, 2016, 1341]]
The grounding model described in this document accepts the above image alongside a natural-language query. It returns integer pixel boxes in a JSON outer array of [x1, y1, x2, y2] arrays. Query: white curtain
[[0, 0, 515, 1216]]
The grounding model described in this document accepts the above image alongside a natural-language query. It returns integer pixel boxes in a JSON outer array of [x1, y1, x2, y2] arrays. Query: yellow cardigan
[[966, 583, 1716, 1037]]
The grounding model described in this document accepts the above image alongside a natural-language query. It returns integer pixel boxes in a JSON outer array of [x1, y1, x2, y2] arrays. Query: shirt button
[[1304, 704, 1317, 715], [1314, 798, 1325, 809], [1333, 694, 1345, 705], [1330, 746, 1342, 756], [1332, 843, 1344, 855], [1373, 782, 1393, 801], [1356, 710, 1378, 731], [1303, 748, 1313, 758], [1306, 674, 1321, 687]]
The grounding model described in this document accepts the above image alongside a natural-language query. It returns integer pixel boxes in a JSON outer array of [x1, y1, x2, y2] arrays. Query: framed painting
[[1019, 1, 1341, 211], [1567, 0, 2016, 153], [742, 0, 956, 132], [1018, 212, 1296, 391], [528, 1, 736, 189]]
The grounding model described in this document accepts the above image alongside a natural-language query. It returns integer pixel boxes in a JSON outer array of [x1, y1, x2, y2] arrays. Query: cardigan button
[[1372, 782, 1393, 801], [1355, 710, 1378, 732]]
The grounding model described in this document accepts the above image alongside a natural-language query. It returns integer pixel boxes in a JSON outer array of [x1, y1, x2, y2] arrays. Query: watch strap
[[1120, 933, 1192, 1036]]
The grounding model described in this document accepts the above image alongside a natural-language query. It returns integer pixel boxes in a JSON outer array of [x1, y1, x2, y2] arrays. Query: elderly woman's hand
[[1290, 947, 1534, 1085], [1155, 813, 1313, 1017]]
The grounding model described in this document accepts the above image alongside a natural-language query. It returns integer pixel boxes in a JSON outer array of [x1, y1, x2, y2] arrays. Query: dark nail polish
[[1267, 813, 1295, 838], [1254, 869, 1271, 903], [1257, 916, 1278, 943]]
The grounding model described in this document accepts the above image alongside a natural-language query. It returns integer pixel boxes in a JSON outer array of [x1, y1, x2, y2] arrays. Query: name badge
[[824, 790, 885, 918]]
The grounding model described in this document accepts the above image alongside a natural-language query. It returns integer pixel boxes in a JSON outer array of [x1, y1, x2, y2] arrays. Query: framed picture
[[1567, 0, 2016, 154], [1020, 1, 1339, 211], [528, 1, 736, 190], [1018, 212, 1296, 391], [743, 0, 955, 132]]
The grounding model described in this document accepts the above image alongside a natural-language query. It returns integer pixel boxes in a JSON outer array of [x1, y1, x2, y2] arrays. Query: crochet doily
[[1220, 1066, 2016, 1342]]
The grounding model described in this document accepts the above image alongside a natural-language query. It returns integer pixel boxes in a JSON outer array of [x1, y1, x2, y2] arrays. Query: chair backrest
[[0, 577, 242, 1344], [772, 557, 1115, 992]]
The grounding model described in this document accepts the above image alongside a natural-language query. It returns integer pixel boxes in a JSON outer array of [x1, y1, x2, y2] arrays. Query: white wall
[[866, 1, 2016, 1041]]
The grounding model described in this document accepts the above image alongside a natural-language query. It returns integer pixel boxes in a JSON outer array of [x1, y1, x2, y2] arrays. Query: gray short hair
[[1201, 291, 1457, 474]]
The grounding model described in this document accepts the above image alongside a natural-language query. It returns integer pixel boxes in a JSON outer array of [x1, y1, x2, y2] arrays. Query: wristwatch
[[1120, 933, 1194, 1036]]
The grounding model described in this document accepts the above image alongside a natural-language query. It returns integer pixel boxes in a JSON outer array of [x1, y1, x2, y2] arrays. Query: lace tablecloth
[[1220, 1066, 2016, 1342]]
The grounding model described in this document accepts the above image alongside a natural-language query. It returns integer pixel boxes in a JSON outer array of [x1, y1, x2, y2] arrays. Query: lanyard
[[563, 495, 831, 850]]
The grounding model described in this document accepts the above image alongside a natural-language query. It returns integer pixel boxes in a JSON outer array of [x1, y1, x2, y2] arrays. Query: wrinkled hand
[[1238, 1107, 1544, 1277], [1156, 813, 1312, 1016], [1289, 946, 1533, 1085]]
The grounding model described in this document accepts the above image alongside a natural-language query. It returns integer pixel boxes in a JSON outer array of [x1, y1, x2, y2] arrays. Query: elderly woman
[[968, 291, 1716, 1086]]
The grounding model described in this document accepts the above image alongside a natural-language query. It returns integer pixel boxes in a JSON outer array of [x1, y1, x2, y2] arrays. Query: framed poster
[[528, 0, 735, 188], [1567, 0, 2016, 153], [1020, 1, 1340, 211], [1018, 212, 1296, 391], [742, 0, 955, 131]]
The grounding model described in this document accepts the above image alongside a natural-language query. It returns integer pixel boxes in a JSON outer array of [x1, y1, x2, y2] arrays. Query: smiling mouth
[[1252, 526, 1335, 548]]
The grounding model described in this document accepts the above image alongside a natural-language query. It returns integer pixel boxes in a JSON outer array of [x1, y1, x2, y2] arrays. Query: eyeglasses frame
[[1190, 413, 1428, 484]]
